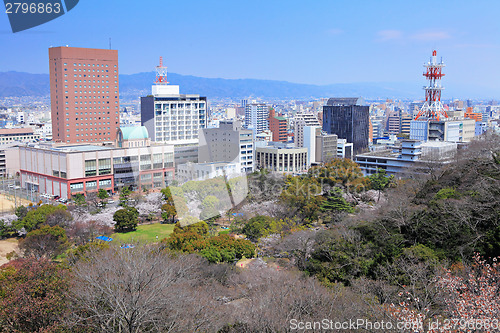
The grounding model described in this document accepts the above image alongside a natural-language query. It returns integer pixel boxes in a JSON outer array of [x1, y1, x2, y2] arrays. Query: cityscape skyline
[[0, 0, 499, 94]]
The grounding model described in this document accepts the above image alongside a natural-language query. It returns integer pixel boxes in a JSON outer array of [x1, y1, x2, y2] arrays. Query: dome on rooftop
[[118, 126, 149, 140]]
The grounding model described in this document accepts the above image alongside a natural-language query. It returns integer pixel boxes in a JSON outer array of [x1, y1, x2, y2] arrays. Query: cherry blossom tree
[[386, 254, 500, 333]]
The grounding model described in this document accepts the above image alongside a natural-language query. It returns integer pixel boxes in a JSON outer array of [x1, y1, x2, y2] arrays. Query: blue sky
[[1, 0, 499, 90]]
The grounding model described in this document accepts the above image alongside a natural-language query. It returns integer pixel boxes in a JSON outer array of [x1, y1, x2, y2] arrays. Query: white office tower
[[294, 112, 320, 147], [244, 103, 269, 135], [303, 125, 320, 165], [141, 57, 207, 145]]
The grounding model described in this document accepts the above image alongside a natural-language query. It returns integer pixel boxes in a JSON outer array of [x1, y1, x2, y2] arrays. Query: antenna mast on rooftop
[[155, 56, 168, 85], [414, 50, 448, 121]]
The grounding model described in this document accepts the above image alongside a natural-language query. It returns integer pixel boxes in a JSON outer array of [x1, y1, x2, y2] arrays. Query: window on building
[[85, 159, 97, 177], [163, 152, 174, 168], [99, 179, 112, 188], [98, 158, 111, 175], [140, 154, 152, 170], [70, 182, 84, 192], [86, 180, 97, 190]]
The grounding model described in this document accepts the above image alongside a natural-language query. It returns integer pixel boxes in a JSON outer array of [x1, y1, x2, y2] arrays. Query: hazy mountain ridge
[[0, 71, 494, 100]]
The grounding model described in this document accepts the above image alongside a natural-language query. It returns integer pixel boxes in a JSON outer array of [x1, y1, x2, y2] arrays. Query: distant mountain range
[[0, 71, 497, 100]]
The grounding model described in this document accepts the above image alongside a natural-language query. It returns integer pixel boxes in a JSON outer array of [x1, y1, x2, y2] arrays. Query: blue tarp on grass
[[96, 236, 113, 242]]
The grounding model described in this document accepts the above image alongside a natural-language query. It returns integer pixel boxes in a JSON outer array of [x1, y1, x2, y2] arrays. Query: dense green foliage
[[20, 225, 69, 259], [303, 157, 500, 286], [308, 158, 369, 192], [320, 187, 354, 213], [119, 186, 132, 206], [368, 169, 394, 201], [72, 193, 86, 206], [113, 207, 139, 232], [173, 220, 209, 235], [165, 221, 254, 263], [13, 204, 68, 232], [0, 219, 16, 238], [280, 176, 325, 223], [242, 215, 274, 241]]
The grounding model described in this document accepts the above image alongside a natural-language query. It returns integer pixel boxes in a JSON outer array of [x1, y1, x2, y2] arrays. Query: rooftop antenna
[[414, 50, 448, 121], [155, 56, 168, 84], [109, 38, 111, 50]]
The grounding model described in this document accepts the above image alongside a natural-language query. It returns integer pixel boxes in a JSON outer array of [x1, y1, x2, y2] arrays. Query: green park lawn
[[111, 223, 175, 243]]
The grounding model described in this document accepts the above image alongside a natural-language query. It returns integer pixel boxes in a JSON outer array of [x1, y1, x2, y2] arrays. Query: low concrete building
[[0, 128, 40, 143], [410, 119, 476, 142], [255, 143, 308, 174], [355, 140, 457, 176], [18, 142, 175, 199], [176, 161, 241, 183], [174, 144, 199, 168]]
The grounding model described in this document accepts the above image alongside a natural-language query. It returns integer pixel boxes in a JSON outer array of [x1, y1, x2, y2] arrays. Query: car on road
[[107, 199, 115, 204]]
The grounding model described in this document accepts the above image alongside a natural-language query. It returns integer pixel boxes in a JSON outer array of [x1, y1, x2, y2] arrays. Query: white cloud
[[411, 31, 451, 41], [376, 30, 403, 41]]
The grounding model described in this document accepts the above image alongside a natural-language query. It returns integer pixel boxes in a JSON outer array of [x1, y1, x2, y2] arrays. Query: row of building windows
[[74, 138, 110, 142], [70, 132, 112, 137], [57, 72, 117, 84], [70, 178, 112, 192], [62, 63, 116, 68], [71, 68, 111, 73], [154, 103, 205, 110], [75, 122, 112, 126], [71, 91, 118, 95], [0, 136, 38, 141], [68, 79, 110, 83], [70, 85, 114, 89]]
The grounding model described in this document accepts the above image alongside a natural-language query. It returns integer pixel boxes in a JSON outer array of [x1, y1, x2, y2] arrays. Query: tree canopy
[[113, 207, 139, 232], [13, 204, 68, 232]]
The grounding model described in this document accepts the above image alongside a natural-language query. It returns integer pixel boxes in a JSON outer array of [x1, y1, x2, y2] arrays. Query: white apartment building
[[244, 103, 269, 134]]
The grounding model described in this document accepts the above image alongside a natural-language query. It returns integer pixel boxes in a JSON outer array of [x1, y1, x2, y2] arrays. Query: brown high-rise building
[[268, 108, 287, 143], [49, 46, 119, 144]]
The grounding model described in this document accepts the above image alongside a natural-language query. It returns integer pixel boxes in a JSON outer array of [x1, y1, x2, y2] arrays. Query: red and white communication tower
[[155, 56, 169, 85], [414, 50, 447, 121]]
